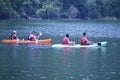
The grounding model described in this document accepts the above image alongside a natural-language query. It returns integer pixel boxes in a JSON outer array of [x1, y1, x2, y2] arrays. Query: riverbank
[[1, 16, 120, 21]]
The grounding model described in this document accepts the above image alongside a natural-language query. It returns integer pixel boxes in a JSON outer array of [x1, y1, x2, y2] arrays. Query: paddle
[[37, 32, 42, 39], [34, 32, 42, 43]]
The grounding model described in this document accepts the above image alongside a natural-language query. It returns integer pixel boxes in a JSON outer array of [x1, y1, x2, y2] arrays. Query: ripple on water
[[19, 20, 120, 38], [110, 72, 117, 74], [40, 76, 47, 79]]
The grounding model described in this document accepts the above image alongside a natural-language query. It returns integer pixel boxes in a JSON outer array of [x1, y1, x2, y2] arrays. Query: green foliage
[[0, 0, 10, 19], [61, 12, 69, 18], [36, 9, 46, 18], [0, 0, 120, 19], [36, 1, 61, 19]]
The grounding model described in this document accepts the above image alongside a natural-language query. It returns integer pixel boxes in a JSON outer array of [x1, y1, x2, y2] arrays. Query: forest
[[0, 0, 120, 20]]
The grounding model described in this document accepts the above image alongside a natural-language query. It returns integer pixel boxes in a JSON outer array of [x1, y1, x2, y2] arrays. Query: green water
[[0, 20, 120, 80]]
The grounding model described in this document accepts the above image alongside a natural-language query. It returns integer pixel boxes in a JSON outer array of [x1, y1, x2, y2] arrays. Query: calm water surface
[[0, 20, 120, 80]]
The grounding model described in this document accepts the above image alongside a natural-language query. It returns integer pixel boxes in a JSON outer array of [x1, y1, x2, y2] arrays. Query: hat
[[13, 30, 17, 33], [32, 31, 36, 33]]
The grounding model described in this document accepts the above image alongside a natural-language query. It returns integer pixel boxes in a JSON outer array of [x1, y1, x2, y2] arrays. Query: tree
[[0, 0, 120, 19], [36, 0, 61, 19]]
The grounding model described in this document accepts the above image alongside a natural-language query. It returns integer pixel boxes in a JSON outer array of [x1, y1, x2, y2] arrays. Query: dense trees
[[0, 0, 120, 19]]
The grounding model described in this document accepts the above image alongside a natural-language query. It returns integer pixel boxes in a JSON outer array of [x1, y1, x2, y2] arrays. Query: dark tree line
[[0, 0, 120, 19]]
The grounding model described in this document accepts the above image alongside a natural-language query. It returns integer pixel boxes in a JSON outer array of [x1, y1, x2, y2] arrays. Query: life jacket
[[28, 34, 36, 41], [80, 36, 87, 45], [29, 37, 34, 41], [62, 37, 68, 44], [11, 34, 17, 40]]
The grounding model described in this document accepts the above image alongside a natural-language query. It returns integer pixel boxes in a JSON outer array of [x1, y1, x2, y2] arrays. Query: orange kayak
[[1, 39, 51, 44]]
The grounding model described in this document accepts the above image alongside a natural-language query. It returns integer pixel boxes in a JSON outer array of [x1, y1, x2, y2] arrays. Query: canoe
[[1, 39, 51, 44], [52, 41, 107, 48]]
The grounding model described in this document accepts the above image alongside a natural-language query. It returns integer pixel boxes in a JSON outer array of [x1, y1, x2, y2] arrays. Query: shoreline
[[0, 17, 120, 21]]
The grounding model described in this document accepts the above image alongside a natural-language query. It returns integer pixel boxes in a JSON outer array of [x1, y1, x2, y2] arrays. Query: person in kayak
[[62, 34, 75, 45], [11, 30, 19, 40], [28, 31, 37, 41], [80, 32, 94, 45]]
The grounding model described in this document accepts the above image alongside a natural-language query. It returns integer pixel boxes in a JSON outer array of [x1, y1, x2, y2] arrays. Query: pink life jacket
[[62, 37, 68, 44]]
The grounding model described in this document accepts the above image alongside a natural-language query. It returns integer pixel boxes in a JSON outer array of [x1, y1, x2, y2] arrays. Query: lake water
[[0, 20, 120, 80]]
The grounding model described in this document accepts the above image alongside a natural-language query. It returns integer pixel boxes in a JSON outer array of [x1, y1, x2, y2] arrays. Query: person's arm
[[85, 37, 94, 44], [67, 38, 75, 45], [84, 37, 89, 42], [16, 36, 19, 40], [28, 34, 31, 39], [34, 35, 37, 40], [67, 38, 70, 43]]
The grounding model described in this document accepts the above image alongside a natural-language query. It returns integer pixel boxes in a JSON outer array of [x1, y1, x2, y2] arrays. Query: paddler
[[62, 33, 75, 45], [80, 32, 94, 45], [11, 30, 19, 40], [28, 31, 37, 41]]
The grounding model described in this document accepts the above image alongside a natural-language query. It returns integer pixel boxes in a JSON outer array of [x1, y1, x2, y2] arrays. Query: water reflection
[[61, 47, 107, 80], [80, 47, 107, 55], [1, 20, 120, 80], [3, 43, 20, 80], [80, 47, 107, 80], [62, 48, 75, 66], [12, 44, 19, 67], [62, 48, 70, 65]]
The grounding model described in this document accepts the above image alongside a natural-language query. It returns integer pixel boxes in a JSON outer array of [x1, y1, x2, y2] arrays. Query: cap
[[32, 31, 36, 33], [13, 30, 17, 33]]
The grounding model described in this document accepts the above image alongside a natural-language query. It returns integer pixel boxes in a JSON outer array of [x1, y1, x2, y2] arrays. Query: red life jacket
[[80, 36, 86, 45], [62, 37, 68, 44]]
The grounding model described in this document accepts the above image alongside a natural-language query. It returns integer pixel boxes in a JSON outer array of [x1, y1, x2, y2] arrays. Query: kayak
[[52, 41, 107, 48], [1, 39, 51, 44]]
